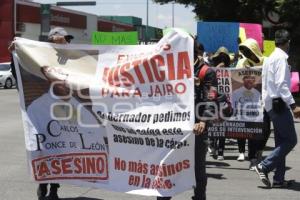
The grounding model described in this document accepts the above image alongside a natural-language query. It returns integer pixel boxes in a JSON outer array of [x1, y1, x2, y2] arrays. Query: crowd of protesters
[[9, 27, 300, 200], [201, 37, 271, 172], [190, 29, 300, 197]]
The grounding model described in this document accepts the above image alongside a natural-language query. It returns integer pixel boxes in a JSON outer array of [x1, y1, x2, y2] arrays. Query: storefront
[[0, 0, 161, 62]]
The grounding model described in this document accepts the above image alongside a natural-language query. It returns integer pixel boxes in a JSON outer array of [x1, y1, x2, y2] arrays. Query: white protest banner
[[206, 67, 264, 140], [14, 29, 195, 197]]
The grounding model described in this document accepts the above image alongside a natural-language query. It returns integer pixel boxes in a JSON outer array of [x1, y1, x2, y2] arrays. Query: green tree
[[153, 0, 300, 69], [153, 0, 276, 23], [153, 0, 300, 36]]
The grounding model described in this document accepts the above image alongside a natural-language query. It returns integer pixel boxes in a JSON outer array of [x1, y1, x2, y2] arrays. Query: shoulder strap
[[198, 64, 209, 81]]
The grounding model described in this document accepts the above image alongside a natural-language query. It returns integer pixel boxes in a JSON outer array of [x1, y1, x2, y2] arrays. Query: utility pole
[[146, 0, 149, 43], [39, 4, 51, 41], [14, 0, 16, 34], [172, 2, 174, 27]]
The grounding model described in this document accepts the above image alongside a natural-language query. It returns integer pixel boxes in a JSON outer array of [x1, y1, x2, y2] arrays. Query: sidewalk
[[0, 89, 299, 200]]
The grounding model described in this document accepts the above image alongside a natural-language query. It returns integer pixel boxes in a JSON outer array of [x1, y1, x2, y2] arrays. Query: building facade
[[0, 0, 162, 62]]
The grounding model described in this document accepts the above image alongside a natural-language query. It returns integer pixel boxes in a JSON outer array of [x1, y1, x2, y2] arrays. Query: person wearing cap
[[36, 27, 73, 200], [234, 38, 270, 168], [208, 46, 231, 160], [210, 46, 231, 68], [48, 27, 74, 44], [254, 29, 300, 188]]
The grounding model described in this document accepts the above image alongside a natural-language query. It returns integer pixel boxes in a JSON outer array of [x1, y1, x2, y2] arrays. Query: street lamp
[[146, 0, 149, 43], [172, 2, 174, 27]]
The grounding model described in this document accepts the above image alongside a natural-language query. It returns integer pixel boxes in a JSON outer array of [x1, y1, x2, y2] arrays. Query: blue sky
[[31, 0, 198, 34]]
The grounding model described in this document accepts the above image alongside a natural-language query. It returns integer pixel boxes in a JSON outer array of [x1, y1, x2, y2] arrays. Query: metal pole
[[14, 0, 16, 34], [39, 4, 51, 41], [172, 2, 174, 28], [56, 1, 96, 6], [146, 0, 148, 43]]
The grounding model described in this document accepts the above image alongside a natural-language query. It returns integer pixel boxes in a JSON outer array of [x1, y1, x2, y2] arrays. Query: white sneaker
[[208, 147, 216, 156], [237, 153, 245, 161], [254, 164, 271, 188], [217, 155, 224, 161]]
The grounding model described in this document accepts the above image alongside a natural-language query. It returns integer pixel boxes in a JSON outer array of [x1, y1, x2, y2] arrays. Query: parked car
[[0, 62, 16, 89]]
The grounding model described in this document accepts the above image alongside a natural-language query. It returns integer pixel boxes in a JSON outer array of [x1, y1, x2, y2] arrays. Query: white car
[[0, 62, 16, 89]]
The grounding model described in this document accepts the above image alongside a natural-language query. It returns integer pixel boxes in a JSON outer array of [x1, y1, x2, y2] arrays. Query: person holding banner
[[35, 27, 73, 200], [234, 38, 270, 169], [255, 29, 300, 188], [209, 46, 231, 160], [157, 37, 219, 200], [9, 27, 75, 200], [231, 73, 262, 153], [192, 37, 234, 200], [28, 64, 107, 200]]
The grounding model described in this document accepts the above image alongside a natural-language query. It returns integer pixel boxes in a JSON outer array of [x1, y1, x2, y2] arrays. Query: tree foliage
[[153, 0, 300, 68], [152, 0, 300, 28]]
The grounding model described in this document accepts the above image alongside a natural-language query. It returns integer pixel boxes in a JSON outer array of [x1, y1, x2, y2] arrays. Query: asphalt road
[[1, 89, 300, 200]]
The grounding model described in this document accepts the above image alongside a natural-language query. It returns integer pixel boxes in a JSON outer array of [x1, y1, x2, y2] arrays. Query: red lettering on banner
[[216, 69, 230, 78], [150, 55, 165, 82], [102, 51, 191, 87], [177, 52, 191, 79], [132, 60, 145, 84], [120, 63, 134, 87], [32, 153, 108, 181], [166, 53, 175, 80], [149, 159, 190, 177]]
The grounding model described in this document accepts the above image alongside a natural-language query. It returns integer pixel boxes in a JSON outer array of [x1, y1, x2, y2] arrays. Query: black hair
[[275, 29, 290, 46], [194, 39, 205, 57], [198, 43, 205, 52]]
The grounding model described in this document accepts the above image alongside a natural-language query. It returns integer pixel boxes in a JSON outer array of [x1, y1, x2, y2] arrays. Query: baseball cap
[[48, 27, 74, 42]]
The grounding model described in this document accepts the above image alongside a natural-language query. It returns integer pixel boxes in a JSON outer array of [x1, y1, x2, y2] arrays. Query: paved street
[[0, 89, 300, 200]]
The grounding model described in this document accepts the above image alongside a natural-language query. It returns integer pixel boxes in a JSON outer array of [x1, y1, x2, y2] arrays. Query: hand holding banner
[[14, 30, 195, 197]]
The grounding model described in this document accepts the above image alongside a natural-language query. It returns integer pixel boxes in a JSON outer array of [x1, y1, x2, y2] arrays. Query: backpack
[[197, 64, 209, 82]]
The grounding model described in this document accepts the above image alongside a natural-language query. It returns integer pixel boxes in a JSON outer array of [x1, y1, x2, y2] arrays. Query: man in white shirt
[[255, 29, 300, 188]]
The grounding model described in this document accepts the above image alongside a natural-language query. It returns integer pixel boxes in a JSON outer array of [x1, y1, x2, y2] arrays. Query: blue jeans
[[261, 107, 297, 182]]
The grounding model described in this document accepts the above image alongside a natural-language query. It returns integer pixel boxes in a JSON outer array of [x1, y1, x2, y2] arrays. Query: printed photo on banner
[[206, 67, 264, 140], [231, 68, 263, 122], [14, 29, 196, 197], [14, 39, 109, 183]]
